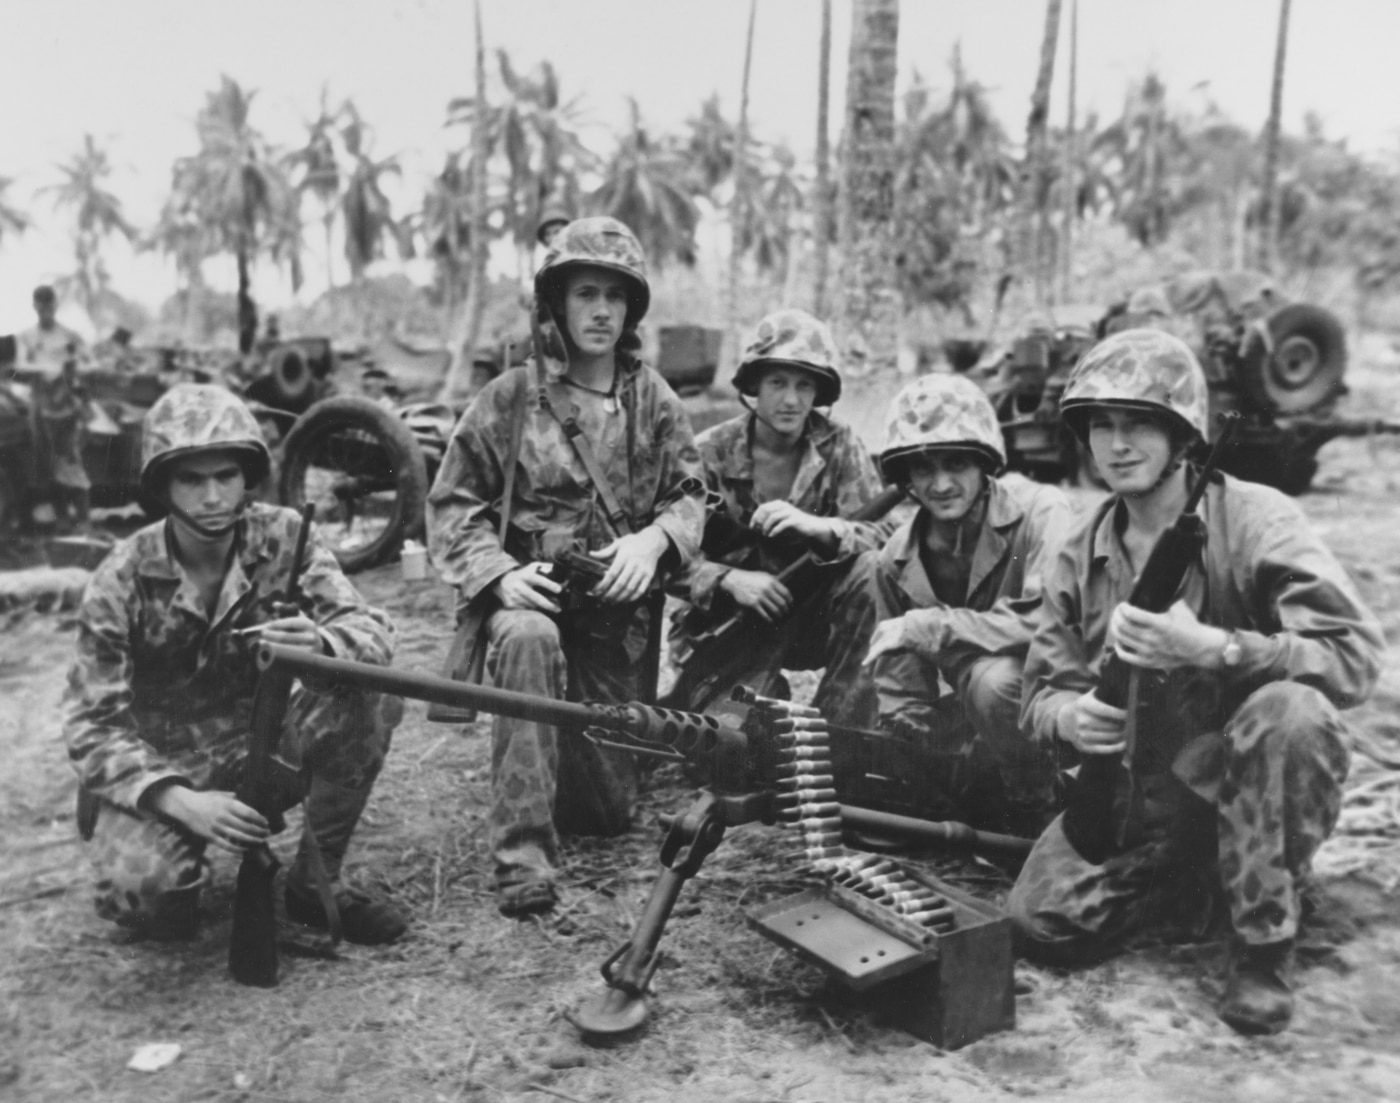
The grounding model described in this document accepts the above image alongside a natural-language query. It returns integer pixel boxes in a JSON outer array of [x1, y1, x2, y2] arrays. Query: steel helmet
[[535, 203, 573, 246], [733, 308, 842, 407], [880, 373, 1006, 480], [1061, 328, 1209, 444], [139, 383, 272, 503], [533, 216, 650, 330]]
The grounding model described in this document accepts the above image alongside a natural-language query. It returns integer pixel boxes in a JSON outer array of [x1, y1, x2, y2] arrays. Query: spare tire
[[246, 344, 316, 413], [1239, 303, 1347, 415], [278, 396, 428, 574]]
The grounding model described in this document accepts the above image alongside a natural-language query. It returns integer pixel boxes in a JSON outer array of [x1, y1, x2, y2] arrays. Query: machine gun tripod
[[255, 646, 1029, 1045]]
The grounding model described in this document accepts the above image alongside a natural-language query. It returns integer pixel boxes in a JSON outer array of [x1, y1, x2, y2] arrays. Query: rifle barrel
[[258, 644, 610, 731], [840, 804, 1033, 857]]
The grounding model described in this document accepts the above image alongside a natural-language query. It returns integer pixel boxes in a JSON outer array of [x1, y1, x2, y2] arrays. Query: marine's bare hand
[[153, 787, 270, 854], [593, 527, 670, 604], [494, 562, 563, 613], [721, 568, 792, 622]]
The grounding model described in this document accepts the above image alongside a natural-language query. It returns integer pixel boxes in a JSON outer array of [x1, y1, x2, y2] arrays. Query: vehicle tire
[[249, 344, 317, 414], [1239, 304, 1347, 415], [278, 396, 428, 574]]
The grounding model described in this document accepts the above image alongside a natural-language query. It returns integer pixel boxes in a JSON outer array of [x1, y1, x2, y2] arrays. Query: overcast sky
[[4, 0, 1396, 335]]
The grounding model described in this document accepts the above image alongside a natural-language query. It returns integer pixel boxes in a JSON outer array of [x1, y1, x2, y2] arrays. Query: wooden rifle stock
[[1062, 416, 1240, 865], [229, 502, 316, 988]]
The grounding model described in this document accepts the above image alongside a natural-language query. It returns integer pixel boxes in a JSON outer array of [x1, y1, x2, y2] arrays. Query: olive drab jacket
[[879, 475, 1071, 666], [62, 503, 396, 812], [684, 411, 891, 613], [1021, 473, 1384, 798], [426, 357, 705, 606]]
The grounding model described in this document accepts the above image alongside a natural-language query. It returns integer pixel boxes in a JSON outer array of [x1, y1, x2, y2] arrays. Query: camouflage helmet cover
[[533, 215, 650, 329], [1061, 328, 1209, 443], [880, 372, 1006, 479], [733, 308, 842, 407], [140, 383, 272, 501]]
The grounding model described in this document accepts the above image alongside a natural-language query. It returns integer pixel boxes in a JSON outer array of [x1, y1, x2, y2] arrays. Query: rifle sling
[[537, 361, 635, 538], [300, 812, 343, 947]]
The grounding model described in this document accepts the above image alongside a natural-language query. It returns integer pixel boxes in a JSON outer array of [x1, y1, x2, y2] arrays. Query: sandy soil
[[3, 372, 1400, 1102]]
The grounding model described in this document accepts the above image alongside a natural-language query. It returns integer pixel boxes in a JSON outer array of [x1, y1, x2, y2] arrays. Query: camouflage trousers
[[86, 685, 401, 931], [1008, 682, 1350, 961], [484, 603, 647, 890], [671, 554, 880, 730]]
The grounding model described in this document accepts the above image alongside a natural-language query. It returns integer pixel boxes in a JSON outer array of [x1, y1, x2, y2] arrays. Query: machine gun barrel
[[255, 644, 726, 762]]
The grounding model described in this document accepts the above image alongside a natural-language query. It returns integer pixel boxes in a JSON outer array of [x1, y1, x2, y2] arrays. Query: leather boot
[[286, 776, 407, 945], [1219, 938, 1295, 1035]]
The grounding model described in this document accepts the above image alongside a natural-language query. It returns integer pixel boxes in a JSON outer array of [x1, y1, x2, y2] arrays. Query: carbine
[[228, 502, 316, 988], [1061, 413, 1241, 865]]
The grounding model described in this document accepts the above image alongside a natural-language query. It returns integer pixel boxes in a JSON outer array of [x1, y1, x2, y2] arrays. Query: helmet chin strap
[[1125, 441, 1192, 499]]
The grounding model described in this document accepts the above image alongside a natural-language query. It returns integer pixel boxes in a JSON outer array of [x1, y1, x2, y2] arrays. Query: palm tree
[[1258, 0, 1292, 272], [447, 50, 592, 280], [0, 177, 30, 250], [45, 134, 135, 324], [420, 152, 478, 337], [338, 104, 402, 284], [163, 76, 301, 352], [685, 94, 738, 199], [837, 0, 901, 376], [726, 0, 758, 364], [812, 0, 835, 315], [440, 0, 493, 403], [288, 89, 345, 290], [1023, 0, 1063, 306], [1092, 72, 1191, 248], [590, 98, 700, 267]]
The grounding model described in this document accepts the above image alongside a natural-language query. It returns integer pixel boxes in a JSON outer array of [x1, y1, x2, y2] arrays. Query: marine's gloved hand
[[720, 568, 793, 623], [494, 561, 563, 613], [593, 526, 670, 604], [151, 786, 270, 854]]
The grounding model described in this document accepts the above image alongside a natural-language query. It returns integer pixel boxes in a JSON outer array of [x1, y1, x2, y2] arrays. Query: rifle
[[670, 483, 908, 712], [255, 644, 1030, 1034], [228, 502, 317, 988], [1061, 414, 1241, 865]]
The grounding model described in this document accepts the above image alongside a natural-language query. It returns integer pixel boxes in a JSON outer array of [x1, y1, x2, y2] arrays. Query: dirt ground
[[4, 366, 1400, 1102]]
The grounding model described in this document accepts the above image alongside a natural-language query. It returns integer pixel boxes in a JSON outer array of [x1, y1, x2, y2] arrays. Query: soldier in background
[[667, 308, 890, 729], [860, 374, 1072, 835], [63, 384, 408, 945], [427, 217, 704, 918], [536, 204, 573, 252], [18, 285, 93, 531]]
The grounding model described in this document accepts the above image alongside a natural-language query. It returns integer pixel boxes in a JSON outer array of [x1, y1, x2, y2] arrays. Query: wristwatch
[[1221, 630, 1242, 669]]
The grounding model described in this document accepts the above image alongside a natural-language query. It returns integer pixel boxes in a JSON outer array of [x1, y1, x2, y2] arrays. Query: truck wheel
[[1240, 304, 1347, 415], [278, 396, 428, 574], [246, 344, 316, 414]]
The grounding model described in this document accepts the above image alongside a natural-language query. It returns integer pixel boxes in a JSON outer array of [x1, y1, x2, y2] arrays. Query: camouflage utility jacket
[[62, 503, 396, 811], [878, 474, 1071, 680], [1022, 472, 1384, 796], [686, 411, 890, 612], [427, 357, 705, 606]]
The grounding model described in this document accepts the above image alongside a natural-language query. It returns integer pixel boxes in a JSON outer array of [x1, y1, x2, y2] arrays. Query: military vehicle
[[960, 271, 1400, 494]]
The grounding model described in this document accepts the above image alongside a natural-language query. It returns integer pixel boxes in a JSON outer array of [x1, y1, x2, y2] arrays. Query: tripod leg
[[568, 792, 727, 1037]]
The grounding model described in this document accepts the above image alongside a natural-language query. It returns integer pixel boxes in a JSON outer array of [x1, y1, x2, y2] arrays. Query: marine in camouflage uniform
[[856, 374, 1071, 832], [63, 384, 406, 943], [427, 217, 704, 915], [669, 308, 890, 728], [1008, 328, 1383, 1034]]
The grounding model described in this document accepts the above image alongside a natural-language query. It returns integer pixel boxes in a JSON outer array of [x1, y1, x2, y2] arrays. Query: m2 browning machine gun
[[255, 644, 1028, 1047]]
